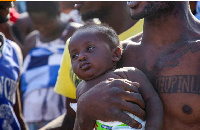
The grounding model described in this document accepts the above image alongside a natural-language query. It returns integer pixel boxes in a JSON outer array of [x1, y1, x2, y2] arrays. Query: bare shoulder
[[76, 80, 87, 100], [121, 32, 142, 50], [23, 30, 38, 58], [15, 12, 31, 26], [24, 30, 38, 47], [62, 22, 82, 42], [118, 39, 142, 68], [14, 12, 33, 33], [126, 32, 143, 43], [10, 41, 23, 70]]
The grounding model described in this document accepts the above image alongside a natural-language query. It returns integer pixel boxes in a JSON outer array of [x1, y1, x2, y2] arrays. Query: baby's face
[[68, 30, 115, 81]]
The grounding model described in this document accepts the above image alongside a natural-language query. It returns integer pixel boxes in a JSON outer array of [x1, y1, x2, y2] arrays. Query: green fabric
[[95, 121, 127, 130]]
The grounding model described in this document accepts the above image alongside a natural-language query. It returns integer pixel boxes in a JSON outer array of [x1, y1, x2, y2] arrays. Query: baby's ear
[[112, 46, 121, 62]]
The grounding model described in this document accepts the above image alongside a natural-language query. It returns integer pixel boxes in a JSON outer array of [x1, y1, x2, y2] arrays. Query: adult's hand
[[74, 78, 145, 130]]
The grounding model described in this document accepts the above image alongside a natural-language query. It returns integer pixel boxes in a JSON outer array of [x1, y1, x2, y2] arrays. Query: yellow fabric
[[118, 19, 144, 41], [54, 19, 144, 99]]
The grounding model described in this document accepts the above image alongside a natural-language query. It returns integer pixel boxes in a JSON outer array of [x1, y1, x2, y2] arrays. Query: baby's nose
[[78, 54, 87, 62]]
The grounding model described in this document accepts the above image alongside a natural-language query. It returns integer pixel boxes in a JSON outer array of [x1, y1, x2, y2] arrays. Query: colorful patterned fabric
[[21, 34, 66, 124], [21, 45, 65, 98]]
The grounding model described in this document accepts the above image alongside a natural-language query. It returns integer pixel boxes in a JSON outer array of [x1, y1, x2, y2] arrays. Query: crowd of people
[[0, 1, 200, 130]]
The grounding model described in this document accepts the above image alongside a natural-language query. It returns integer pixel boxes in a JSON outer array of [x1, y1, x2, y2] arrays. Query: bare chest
[[137, 43, 200, 125], [132, 42, 200, 84]]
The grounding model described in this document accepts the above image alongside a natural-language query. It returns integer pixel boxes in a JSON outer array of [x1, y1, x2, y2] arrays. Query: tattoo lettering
[[155, 75, 200, 94]]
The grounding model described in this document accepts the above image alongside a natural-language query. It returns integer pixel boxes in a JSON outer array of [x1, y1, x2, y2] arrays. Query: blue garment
[[21, 29, 67, 125], [0, 35, 21, 130], [195, 1, 200, 20], [21, 46, 65, 98], [16, 1, 27, 14]]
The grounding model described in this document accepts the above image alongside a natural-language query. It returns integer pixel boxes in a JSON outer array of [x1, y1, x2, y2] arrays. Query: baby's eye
[[87, 46, 95, 51], [71, 54, 78, 59]]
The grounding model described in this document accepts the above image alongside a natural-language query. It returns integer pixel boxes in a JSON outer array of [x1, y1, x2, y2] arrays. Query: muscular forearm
[[61, 98, 77, 129], [73, 113, 95, 130], [14, 85, 28, 130], [145, 96, 163, 130], [73, 98, 95, 130], [61, 114, 75, 130]]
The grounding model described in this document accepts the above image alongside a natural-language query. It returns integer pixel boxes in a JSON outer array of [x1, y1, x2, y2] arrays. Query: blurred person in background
[[0, 1, 27, 130], [195, 1, 200, 20], [15, 1, 27, 14], [12, 11, 34, 45], [59, 1, 83, 24], [0, 2, 20, 45], [20, 2, 79, 130]]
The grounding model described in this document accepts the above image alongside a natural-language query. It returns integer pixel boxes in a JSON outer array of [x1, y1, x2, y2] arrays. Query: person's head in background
[[0, 2, 13, 23], [74, 1, 112, 22], [26, 1, 62, 38], [59, 1, 75, 14], [74, 2, 130, 23], [0, 1, 13, 51], [59, 1, 83, 24], [68, 24, 121, 81]]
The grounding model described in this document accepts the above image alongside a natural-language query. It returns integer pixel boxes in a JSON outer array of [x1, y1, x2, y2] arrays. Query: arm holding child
[[114, 67, 163, 130], [74, 78, 145, 130]]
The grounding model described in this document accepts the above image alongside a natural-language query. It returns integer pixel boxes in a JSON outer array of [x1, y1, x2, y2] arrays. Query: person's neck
[[142, 2, 200, 47], [100, 2, 139, 35]]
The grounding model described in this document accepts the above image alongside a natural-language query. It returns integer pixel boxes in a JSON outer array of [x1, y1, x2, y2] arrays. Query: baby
[[68, 23, 163, 130]]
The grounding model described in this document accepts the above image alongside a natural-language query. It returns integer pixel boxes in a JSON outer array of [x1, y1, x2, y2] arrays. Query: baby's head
[[68, 23, 121, 81]]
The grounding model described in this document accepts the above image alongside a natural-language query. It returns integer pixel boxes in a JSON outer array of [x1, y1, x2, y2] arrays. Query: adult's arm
[[40, 98, 76, 130], [14, 82, 28, 130], [122, 67, 163, 130], [74, 78, 145, 130], [12, 40, 28, 130], [61, 98, 76, 129]]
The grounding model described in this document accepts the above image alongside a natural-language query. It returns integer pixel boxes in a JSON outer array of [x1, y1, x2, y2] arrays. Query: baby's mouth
[[80, 62, 90, 70]]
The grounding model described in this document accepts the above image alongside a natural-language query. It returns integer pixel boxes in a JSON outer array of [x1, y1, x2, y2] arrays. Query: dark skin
[[59, 1, 75, 14], [23, 11, 77, 58], [60, 2, 143, 130], [69, 29, 163, 130], [0, 2, 28, 130], [12, 12, 34, 45], [0, 23, 20, 44], [23, 10, 78, 130], [14, 77, 28, 130], [75, 1, 200, 130], [74, 1, 138, 34]]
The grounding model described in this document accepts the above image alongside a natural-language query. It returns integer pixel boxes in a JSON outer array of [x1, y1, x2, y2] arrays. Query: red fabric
[[9, 7, 20, 23]]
